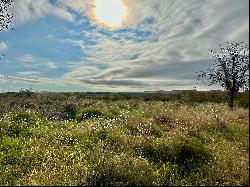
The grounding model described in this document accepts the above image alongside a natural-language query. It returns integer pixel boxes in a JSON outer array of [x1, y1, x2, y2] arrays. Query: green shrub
[[86, 153, 159, 186], [80, 109, 104, 120], [150, 125, 163, 137], [237, 97, 249, 108], [172, 138, 212, 176], [0, 137, 41, 186], [141, 135, 213, 176], [141, 143, 161, 165], [143, 97, 152, 102], [2, 111, 42, 137], [63, 103, 77, 120]]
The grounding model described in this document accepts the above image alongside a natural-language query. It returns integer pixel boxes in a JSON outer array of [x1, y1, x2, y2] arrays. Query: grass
[[0, 94, 249, 186]]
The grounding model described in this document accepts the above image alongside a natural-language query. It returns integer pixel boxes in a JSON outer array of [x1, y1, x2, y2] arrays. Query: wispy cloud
[[61, 0, 248, 90], [0, 42, 8, 52], [1, 0, 249, 91], [19, 54, 58, 70], [11, 0, 75, 25], [16, 71, 41, 78], [59, 39, 86, 50]]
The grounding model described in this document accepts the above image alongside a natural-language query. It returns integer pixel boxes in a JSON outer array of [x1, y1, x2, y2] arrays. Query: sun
[[94, 0, 127, 29]]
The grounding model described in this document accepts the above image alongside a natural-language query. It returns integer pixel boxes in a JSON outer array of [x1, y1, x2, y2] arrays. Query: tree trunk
[[228, 92, 235, 109]]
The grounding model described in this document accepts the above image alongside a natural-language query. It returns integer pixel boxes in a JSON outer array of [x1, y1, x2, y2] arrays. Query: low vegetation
[[0, 92, 249, 186]]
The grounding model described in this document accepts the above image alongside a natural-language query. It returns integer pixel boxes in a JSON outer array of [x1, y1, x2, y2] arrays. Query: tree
[[0, 0, 13, 79], [0, 0, 13, 59], [198, 42, 249, 108], [0, 0, 13, 32]]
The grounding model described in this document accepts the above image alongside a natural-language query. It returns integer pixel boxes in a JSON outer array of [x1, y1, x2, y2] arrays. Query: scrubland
[[0, 92, 249, 186]]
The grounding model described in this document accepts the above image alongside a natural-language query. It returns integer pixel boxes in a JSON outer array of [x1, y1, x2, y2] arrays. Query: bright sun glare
[[94, 0, 127, 28]]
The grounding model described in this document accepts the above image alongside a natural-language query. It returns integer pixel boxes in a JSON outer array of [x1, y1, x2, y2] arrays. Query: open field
[[0, 92, 249, 186]]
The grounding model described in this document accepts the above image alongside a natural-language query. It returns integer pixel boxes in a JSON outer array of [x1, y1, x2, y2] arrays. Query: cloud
[[46, 62, 58, 69], [56, 0, 86, 13], [63, 64, 99, 78], [0, 42, 8, 52], [11, 0, 75, 25], [19, 54, 58, 70], [4, 0, 249, 91], [16, 71, 41, 78], [76, 77, 196, 91], [59, 39, 86, 50], [19, 54, 34, 62], [2, 75, 52, 84], [61, 0, 248, 90], [228, 22, 249, 42]]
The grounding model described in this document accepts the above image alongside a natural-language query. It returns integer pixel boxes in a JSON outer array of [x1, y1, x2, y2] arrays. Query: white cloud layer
[[5, 0, 250, 91], [61, 0, 249, 90]]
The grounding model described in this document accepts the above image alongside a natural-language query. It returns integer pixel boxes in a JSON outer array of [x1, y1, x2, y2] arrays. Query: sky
[[0, 0, 249, 92]]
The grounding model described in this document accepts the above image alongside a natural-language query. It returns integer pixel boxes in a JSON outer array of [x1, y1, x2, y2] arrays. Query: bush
[[236, 92, 249, 108], [143, 97, 152, 102], [0, 137, 41, 186], [141, 135, 213, 176], [86, 153, 159, 186], [80, 109, 104, 121], [2, 111, 42, 137], [141, 143, 161, 165], [63, 104, 77, 120], [172, 138, 212, 176]]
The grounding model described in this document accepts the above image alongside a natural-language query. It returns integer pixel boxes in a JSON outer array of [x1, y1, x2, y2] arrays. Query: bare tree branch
[[0, 0, 14, 32], [0, 0, 13, 80], [197, 41, 249, 108]]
